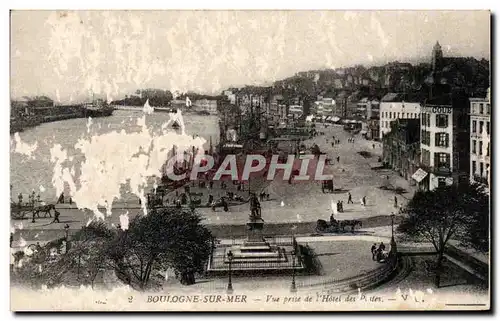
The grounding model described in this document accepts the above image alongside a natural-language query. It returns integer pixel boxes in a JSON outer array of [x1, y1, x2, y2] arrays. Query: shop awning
[[412, 168, 428, 182]]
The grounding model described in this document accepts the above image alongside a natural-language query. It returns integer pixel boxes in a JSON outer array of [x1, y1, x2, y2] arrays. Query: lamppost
[[390, 213, 397, 256], [227, 250, 234, 294], [290, 248, 297, 293], [64, 224, 70, 253]]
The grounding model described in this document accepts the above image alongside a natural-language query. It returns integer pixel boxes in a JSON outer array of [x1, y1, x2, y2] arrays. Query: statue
[[249, 193, 261, 220]]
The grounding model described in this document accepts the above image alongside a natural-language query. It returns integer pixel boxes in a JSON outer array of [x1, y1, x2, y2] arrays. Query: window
[[402, 112, 405, 118], [472, 161, 477, 175], [486, 122, 490, 135], [435, 152, 450, 168], [472, 120, 477, 133], [422, 114, 426, 126], [435, 133, 449, 147], [472, 140, 477, 154], [487, 143, 490, 156], [480, 103, 484, 114], [479, 121, 484, 134], [480, 162, 484, 177], [427, 114, 430, 126], [486, 104, 491, 115], [389, 112, 392, 118], [422, 149, 431, 166], [479, 141, 483, 155], [421, 130, 431, 146], [436, 114, 448, 128]]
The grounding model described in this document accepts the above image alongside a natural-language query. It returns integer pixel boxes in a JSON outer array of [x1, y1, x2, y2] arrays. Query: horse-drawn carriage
[[316, 218, 362, 233], [211, 197, 229, 212], [11, 203, 55, 220], [321, 180, 334, 193]]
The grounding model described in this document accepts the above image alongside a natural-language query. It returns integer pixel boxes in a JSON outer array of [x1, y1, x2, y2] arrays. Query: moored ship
[[82, 99, 115, 118]]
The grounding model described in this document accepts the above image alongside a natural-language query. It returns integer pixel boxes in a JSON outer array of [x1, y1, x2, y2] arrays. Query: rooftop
[[381, 92, 423, 103]]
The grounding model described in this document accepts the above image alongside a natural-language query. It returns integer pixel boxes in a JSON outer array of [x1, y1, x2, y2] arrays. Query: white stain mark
[[86, 117, 93, 134], [143, 99, 154, 115], [39, 185, 46, 193], [18, 236, 27, 248], [50, 111, 205, 220], [281, 201, 285, 207], [12, 133, 38, 159], [119, 212, 129, 231]]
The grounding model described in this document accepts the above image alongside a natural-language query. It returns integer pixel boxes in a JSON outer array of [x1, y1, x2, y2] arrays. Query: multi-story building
[[417, 92, 470, 191], [469, 89, 491, 189], [382, 118, 421, 181], [367, 99, 380, 119], [313, 97, 335, 116], [379, 93, 421, 140]]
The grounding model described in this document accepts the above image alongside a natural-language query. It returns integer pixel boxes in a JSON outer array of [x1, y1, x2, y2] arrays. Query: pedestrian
[[379, 242, 386, 252], [337, 156, 340, 163], [362, 196, 366, 206], [52, 210, 60, 223], [10, 233, 13, 248], [347, 192, 353, 204], [330, 213, 335, 225], [394, 196, 398, 208], [69, 197, 73, 205], [371, 243, 377, 260], [32, 211, 36, 223], [18, 193, 23, 206], [340, 201, 344, 213], [372, 143, 375, 149], [57, 192, 64, 204]]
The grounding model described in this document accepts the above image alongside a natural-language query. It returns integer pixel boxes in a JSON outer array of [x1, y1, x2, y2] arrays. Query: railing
[[229, 235, 295, 246], [296, 256, 397, 290]]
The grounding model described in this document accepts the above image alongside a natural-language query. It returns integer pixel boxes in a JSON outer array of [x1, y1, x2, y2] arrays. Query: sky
[[10, 10, 490, 103]]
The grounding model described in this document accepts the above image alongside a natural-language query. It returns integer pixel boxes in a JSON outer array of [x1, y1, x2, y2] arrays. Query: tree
[[108, 207, 213, 289], [397, 182, 489, 287], [70, 221, 116, 288]]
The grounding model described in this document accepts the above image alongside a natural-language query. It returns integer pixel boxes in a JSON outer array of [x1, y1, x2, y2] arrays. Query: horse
[[339, 220, 363, 233], [33, 204, 56, 218]]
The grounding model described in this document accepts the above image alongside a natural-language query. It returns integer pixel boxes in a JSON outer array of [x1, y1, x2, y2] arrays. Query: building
[[223, 90, 236, 104], [314, 97, 335, 116], [469, 89, 491, 189], [417, 92, 470, 191], [379, 93, 421, 140], [367, 99, 380, 119], [194, 99, 218, 114], [382, 119, 421, 181], [356, 98, 380, 120], [366, 118, 380, 141]]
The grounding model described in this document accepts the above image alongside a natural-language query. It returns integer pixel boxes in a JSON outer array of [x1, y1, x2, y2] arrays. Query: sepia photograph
[[8, 9, 491, 312]]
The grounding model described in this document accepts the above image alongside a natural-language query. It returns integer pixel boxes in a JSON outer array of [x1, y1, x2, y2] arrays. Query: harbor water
[[10, 109, 219, 204]]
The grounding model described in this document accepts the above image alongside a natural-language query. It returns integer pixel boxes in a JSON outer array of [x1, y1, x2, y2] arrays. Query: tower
[[432, 41, 443, 73]]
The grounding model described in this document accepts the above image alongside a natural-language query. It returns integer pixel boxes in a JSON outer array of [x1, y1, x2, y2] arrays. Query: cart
[[321, 180, 334, 193]]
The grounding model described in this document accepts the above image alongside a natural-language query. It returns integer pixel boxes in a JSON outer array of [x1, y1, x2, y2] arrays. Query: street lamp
[[290, 249, 297, 293], [390, 213, 397, 257], [64, 224, 70, 253], [390, 213, 395, 240], [227, 250, 234, 294]]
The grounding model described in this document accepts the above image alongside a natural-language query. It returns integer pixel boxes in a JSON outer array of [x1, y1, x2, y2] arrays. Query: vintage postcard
[[9, 10, 490, 311]]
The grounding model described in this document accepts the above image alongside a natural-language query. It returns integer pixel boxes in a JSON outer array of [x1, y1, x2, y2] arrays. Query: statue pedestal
[[246, 218, 266, 244]]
